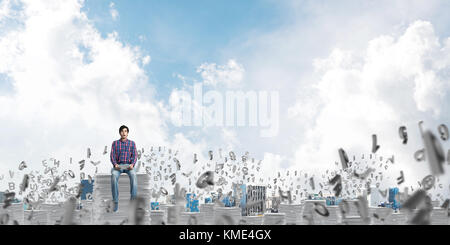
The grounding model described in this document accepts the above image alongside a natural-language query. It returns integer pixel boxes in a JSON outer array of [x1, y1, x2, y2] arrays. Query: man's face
[[120, 129, 128, 139]]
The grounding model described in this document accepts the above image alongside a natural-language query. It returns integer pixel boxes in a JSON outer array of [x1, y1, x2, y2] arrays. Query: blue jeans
[[111, 167, 137, 203]]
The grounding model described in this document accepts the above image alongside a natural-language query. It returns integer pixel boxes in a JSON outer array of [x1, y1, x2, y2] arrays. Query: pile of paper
[[214, 207, 241, 225], [241, 215, 263, 225], [40, 203, 64, 225], [431, 200, 440, 208], [301, 200, 329, 225], [263, 213, 286, 225], [179, 212, 203, 225], [200, 203, 215, 225], [78, 200, 93, 225], [342, 216, 365, 225], [278, 204, 302, 225], [0, 203, 24, 225], [159, 204, 170, 223], [23, 210, 49, 225], [0, 203, 23, 225], [322, 206, 339, 225], [150, 210, 165, 225], [384, 212, 406, 225], [369, 207, 392, 225], [164, 204, 184, 225], [430, 208, 448, 225], [92, 173, 151, 225], [344, 200, 361, 217], [405, 209, 420, 224]]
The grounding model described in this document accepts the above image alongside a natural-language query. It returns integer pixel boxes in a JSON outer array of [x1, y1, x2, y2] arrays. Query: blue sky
[[82, 0, 290, 100]]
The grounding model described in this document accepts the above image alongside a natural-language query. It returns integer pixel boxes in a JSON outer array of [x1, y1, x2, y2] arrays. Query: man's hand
[[114, 164, 120, 170], [128, 165, 134, 170]]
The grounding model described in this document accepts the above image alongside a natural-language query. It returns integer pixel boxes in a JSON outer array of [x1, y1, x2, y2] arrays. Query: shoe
[[113, 202, 119, 212]]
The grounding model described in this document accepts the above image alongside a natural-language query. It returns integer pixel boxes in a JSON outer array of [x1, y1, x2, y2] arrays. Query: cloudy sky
[[0, 0, 449, 192]]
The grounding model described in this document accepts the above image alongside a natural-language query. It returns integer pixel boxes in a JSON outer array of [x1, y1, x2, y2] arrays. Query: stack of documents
[[179, 211, 203, 225], [278, 204, 302, 225], [23, 210, 49, 225], [159, 204, 170, 223], [40, 203, 64, 225], [369, 207, 392, 225], [302, 200, 328, 225], [263, 213, 286, 225], [92, 173, 151, 225], [200, 203, 215, 225], [384, 212, 406, 225], [0, 203, 24, 225], [430, 208, 447, 225], [431, 200, 440, 208], [150, 210, 165, 225], [214, 207, 241, 225], [342, 216, 365, 225], [322, 206, 339, 225], [164, 204, 183, 225], [241, 215, 263, 225], [405, 209, 420, 224], [344, 200, 361, 217], [78, 200, 93, 225]]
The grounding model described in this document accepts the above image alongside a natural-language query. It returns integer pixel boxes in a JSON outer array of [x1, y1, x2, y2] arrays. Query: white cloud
[[0, 0, 168, 189], [109, 2, 118, 21], [0, 0, 11, 21], [220, 128, 239, 150], [289, 20, 450, 189], [260, 152, 286, 179], [196, 59, 245, 88], [142, 55, 151, 65], [138, 34, 146, 42]]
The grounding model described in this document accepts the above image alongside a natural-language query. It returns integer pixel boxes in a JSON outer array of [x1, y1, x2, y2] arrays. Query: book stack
[[263, 213, 286, 225], [150, 210, 165, 225], [278, 204, 302, 225], [200, 203, 215, 225], [214, 207, 241, 225], [92, 173, 151, 225], [23, 210, 49, 225]]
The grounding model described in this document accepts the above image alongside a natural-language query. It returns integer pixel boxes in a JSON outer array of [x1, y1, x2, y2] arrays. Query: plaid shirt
[[110, 139, 137, 167]]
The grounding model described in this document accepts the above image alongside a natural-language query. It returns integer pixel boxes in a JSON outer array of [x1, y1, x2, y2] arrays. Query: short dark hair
[[119, 125, 129, 133]]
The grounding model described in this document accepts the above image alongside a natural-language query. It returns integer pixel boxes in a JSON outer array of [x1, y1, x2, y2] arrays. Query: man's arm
[[110, 141, 118, 167], [130, 141, 138, 168]]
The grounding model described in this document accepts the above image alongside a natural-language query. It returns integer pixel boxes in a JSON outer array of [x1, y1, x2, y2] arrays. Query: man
[[110, 125, 138, 212]]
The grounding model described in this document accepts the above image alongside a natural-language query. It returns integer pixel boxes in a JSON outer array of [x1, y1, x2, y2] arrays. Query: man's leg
[[126, 169, 138, 200], [111, 168, 121, 211]]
